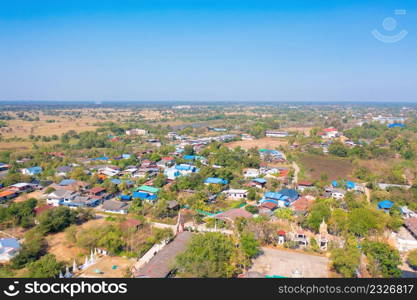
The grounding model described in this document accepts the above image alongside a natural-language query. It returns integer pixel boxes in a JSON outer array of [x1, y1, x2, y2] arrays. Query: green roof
[[137, 185, 160, 193]]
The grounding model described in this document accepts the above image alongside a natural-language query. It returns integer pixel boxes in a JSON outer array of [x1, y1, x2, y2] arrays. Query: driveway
[[250, 247, 329, 278]]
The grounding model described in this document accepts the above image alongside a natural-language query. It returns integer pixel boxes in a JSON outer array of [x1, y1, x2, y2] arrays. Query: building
[[265, 130, 289, 138], [249, 178, 267, 189], [9, 183, 35, 193], [102, 200, 130, 214], [21, 166, 42, 176], [244, 168, 260, 178], [0, 190, 19, 202], [204, 177, 228, 185], [378, 200, 394, 213], [223, 189, 248, 199], [125, 128, 148, 136], [297, 181, 314, 192], [0, 238, 21, 262], [164, 164, 198, 180], [46, 189, 78, 206]]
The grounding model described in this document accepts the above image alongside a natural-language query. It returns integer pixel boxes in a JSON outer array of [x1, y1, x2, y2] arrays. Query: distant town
[[1, 101, 417, 278]]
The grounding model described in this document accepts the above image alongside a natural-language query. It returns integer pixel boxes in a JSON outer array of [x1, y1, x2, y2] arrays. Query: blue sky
[[0, 0, 416, 102]]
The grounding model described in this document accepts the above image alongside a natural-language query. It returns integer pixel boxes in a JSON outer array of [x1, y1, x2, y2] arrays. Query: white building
[[0, 238, 21, 262], [126, 128, 148, 136], [244, 168, 260, 178], [223, 189, 248, 199], [265, 131, 289, 138]]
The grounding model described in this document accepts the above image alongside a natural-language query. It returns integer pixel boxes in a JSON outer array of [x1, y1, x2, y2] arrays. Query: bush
[[28, 254, 64, 278], [407, 249, 417, 270]]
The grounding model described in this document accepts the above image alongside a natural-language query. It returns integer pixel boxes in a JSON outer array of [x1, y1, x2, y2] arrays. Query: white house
[[244, 168, 260, 178], [98, 167, 120, 177], [265, 131, 289, 138], [329, 188, 346, 200], [0, 238, 21, 262], [126, 128, 148, 136], [223, 189, 248, 199], [46, 189, 78, 206]]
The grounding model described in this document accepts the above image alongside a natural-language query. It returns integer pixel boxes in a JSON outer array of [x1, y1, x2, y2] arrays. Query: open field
[[78, 256, 135, 278], [45, 217, 111, 263], [226, 137, 287, 150], [281, 126, 313, 136], [250, 247, 329, 278], [12, 190, 44, 203], [298, 154, 354, 181]]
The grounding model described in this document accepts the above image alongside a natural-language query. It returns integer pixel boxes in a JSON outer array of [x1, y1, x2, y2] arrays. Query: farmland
[[226, 137, 287, 150], [298, 153, 354, 181]]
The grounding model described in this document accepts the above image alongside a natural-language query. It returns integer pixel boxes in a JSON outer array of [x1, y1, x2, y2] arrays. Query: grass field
[[226, 137, 287, 150], [298, 154, 354, 181]]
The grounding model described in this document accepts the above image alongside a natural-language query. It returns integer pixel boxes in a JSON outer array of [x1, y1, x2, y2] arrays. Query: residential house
[[222, 189, 248, 199], [46, 189, 78, 207], [249, 178, 267, 189], [164, 164, 197, 180], [215, 208, 253, 223], [21, 166, 42, 176], [244, 168, 260, 179], [102, 200, 130, 214], [126, 128, 148, 136], [0, 238, 21, 262], [204, 177, 228, 185], [378, 200, 394, 213], [297, 181, 314, 192], [265, 130, 289, 138], [9, 183, 35, 193], [62, 196, 100, 208], [0, 190, 19, 202], [56, 166, 72, 177]]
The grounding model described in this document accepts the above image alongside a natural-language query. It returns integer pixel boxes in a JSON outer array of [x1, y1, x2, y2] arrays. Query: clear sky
[[0, 0, 416, 102]]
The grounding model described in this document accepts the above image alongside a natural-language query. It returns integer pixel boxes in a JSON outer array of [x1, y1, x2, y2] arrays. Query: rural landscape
[[1, 101, 417, 278]]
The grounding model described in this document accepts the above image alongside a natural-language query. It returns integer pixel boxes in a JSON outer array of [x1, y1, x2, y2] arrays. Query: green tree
[[175, 232, 239, 277], [406, 249, 417, 270], [28, 254, 64, 278], [240, 233, 260, 259], [363, 241, 401, 278], [331, 245, 361, 277]]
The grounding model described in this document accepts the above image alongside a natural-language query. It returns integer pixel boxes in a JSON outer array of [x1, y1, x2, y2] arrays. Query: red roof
[[277, 230, 286, 236], [260, 201, 278, 210], [89, 187, 106, 194], [292, 197, 314, 212], [0, 190, 18, 198], [35, 205, 54, 216], [161, 156, 174, 161], [216, 208, 253, 221], [324, 128, 337, 132]]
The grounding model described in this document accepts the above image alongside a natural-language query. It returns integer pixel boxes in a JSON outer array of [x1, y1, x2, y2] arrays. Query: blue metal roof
[[120, 195, 132, 201], [332, 180, 339, 187], [205, 177, 228, 184], [59, 179, 76, 186], [388, 123, 405, 128], [27, 166, 42, 174], [253, 178, 267, 184], [278, 188, 299, 201], [0, 238, 20, 250], [378, 200, 394, 209], [346, 181, 356, 189], [175, 164, 195, 171]]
